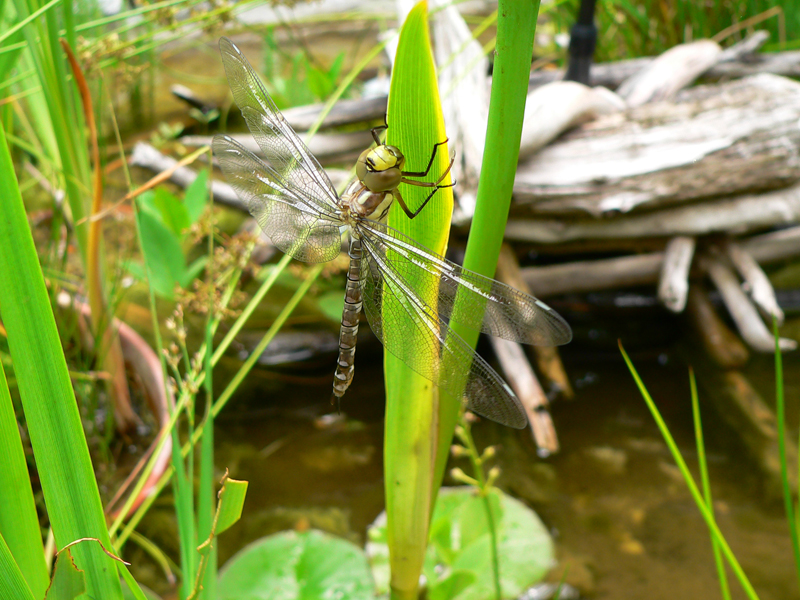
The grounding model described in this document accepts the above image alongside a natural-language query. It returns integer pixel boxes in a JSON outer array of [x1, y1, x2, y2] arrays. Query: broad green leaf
[[0, 362, 49, 598], [0, 533, 36, 600], [0, 119, 123, 600], [215, 478, 248, 537], [184, 170, 209, 225], [218, 530, 374, 600], [46, 550, 85, 600], [153, 188, 191, 238], [426, 488, 554, 600], [135, 208, 188, 298], [382, 2, 453, 595]]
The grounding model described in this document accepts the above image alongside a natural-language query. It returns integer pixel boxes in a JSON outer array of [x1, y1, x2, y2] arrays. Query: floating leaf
[[218, 530, 374, 600]]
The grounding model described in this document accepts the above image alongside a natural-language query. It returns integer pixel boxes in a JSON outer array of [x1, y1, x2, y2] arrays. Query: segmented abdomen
[[332, 237, 363, 399]]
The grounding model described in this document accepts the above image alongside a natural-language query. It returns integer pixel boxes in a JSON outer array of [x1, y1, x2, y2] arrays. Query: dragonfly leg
[[393, 182, 452, 220], [401, 137, 450, 178]]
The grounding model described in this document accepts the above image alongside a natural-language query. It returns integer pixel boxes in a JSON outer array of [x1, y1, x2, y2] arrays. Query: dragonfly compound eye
[[358, 145, 404, 192]]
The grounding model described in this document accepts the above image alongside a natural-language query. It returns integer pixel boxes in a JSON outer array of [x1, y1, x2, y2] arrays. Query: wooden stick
[[685, 284, 749, 369], [496, 245, 574, 399], [507, 181, 800, 243], [657, 236, 696, 312], [489, 337, 559, 456], [520, 225, 800, 299], [699, 252, 796, 352], [724, 240, 784, 324]]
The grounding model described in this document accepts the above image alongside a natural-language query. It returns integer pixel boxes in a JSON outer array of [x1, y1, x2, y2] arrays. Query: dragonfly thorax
[[341, 178, 394, 222], [356, 145, 405, 193]]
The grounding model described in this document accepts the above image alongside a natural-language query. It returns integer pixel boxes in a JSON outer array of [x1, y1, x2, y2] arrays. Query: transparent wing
[[358, 221, 572, 346], [359, 238, 528, 428], [218, 37, 340, 217], [212, 135, 342, 263]]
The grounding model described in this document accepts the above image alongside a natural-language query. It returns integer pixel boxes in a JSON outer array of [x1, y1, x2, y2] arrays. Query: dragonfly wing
[[361, 221, 572, 346], [218, 37, 340, 216], [359, 232, 528, 429], [212, 135, 342, 263]]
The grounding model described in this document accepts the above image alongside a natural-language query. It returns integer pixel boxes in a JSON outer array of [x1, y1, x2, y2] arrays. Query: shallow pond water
[[192, 305, 800, 600]]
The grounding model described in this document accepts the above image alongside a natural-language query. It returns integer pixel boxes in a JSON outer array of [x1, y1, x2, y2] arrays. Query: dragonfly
[[212, 37, 572, 429]]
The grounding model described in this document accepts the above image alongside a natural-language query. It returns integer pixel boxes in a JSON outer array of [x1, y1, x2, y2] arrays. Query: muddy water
[[207, 316, 798, 600]]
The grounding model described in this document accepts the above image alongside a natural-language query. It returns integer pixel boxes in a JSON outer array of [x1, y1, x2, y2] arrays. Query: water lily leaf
[[218, 529, 375, 600], [368, 487, 554, 600]]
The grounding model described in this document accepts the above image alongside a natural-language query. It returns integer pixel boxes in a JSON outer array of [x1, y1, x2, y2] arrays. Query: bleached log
[[617, 40, 722, 107], [506, 181, 800, 244], [490, 337, 558, 456], [518, 82, 625, 160], [513, 74, 800, 217], [495, 245, 573, 399], [520, 225, 800, 298], [657, 236, 695, 312], [699, 253, 796, 352], [685, 285, 749, 369], [528, 43, 800, 90], [725, 241, 785, 324], [181, 129, 374, 165]]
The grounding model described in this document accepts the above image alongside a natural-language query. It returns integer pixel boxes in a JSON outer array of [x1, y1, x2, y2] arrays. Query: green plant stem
[[690, 369, 730, 600], [620, 343, 759, 600], [459, 420, 501, 600], [114, 263, 323, 548], [775, 318, 800, 590], [198, 173, 217, 600], [436, 0, 541, 488]]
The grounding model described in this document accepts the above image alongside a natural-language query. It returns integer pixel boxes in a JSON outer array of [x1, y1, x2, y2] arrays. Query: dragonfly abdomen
[[333, 238, 364, 400]]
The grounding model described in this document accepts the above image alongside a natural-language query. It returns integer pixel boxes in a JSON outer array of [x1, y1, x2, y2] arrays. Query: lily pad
[[218, 529, 375, 600], [367, 487, 554, 600]]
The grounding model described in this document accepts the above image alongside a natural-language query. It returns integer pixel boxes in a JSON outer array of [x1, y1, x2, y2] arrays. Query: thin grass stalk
[[774, 318, 800, 590], [458, 420, 501, 599], [0, 119, 123, 599], [198, 170, 216, 600], [620, 342, 759, 600], [61, 37, 135, 429], [435, 0, 541, 484], [114, 262, 323, 548], [690, 369, 731, 600], [125, 157, 194, 600], [108, 250, 280, 541]]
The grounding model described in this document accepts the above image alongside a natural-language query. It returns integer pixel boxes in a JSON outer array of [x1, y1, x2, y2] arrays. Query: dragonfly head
[[357, 145, 405, 193]]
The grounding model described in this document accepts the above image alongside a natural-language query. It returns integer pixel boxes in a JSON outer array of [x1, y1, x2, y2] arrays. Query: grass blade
[[619, 341, 759, 600], [0, 120, 122, 599]]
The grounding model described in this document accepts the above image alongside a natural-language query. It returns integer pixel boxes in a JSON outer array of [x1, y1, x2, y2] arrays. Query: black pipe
[[564, 0, 597, 86]]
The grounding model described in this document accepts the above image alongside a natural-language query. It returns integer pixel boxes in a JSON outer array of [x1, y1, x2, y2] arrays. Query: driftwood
[[528, 42, 800, 90], [685, 285, 749, 369], [520, 225, 800, 298], [490, 337, 558, 456], [495, 246, 573, 400], [513, 73, 800, 217], [698, 251, 796, 352], [616, 39, 722, 107], [657, 236, 695, 312], [507, 181, 800, 244], [181, 129, 374, 165], [724, 240, 784, 323]]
